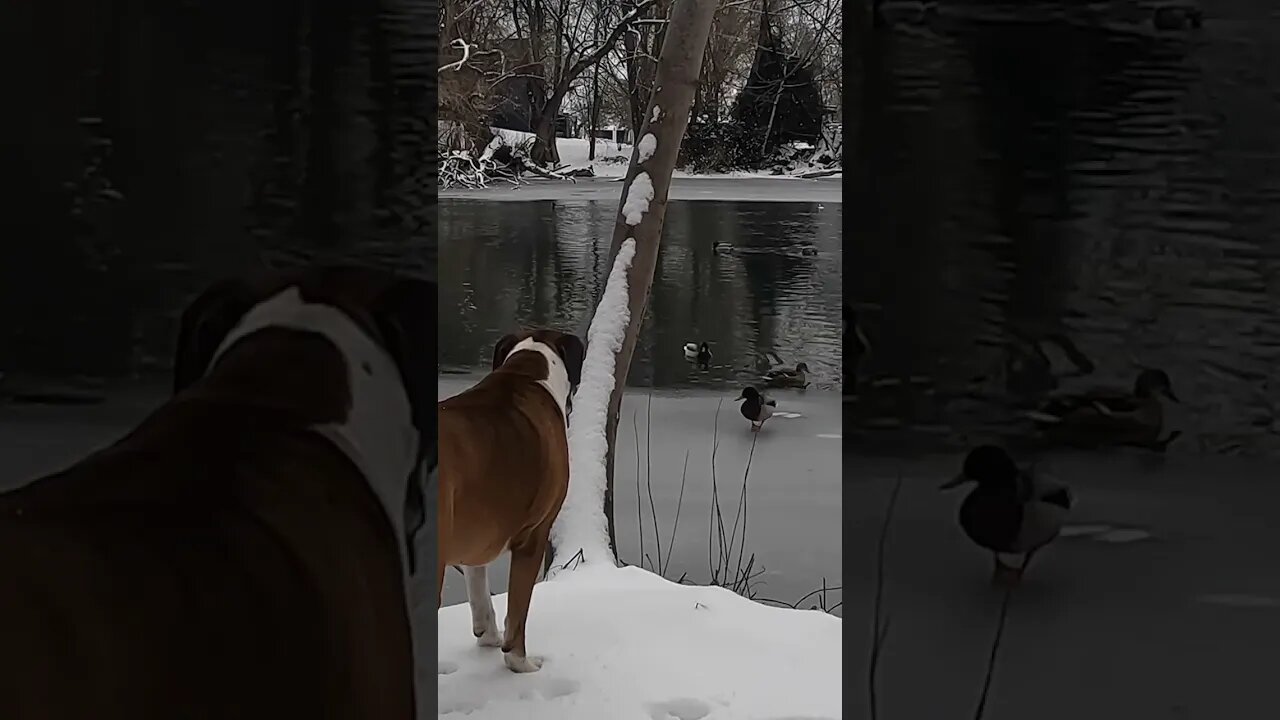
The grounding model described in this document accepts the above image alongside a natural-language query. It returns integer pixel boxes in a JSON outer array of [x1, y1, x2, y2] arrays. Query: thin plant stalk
[[633, 409, 645, 569], [645, 391, 663, 573], [661, 449, 690, 576], [726, 430, 759, 585], [972, 585, 1015, 720], [869, 474, 904, 720]]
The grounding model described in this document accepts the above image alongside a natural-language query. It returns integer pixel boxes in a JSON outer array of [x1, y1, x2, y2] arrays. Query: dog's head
[[491, 329, 586, 417], [173, 265, 436, 572], [492, 329, 586, 387]]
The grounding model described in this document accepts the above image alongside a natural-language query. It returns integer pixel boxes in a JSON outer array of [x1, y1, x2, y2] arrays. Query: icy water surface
[[847, 4, 1280, 716], [852, 0, 1280, 458], [438, 377, 843, 616], [440, 199, 844, 391]]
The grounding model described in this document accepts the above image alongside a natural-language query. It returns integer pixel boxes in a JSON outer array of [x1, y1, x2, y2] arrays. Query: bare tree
[[509, 0, 657, 165], [593, 0, 719, 557], [438, 0, 519, 149]]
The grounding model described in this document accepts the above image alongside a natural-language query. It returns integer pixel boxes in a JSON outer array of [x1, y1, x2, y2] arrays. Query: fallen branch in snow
[[439, 131, 582, 189]]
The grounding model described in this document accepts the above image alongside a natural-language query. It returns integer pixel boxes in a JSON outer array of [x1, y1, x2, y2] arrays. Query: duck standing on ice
[[735, 386, 776, 432], [941, 445, 1074, 586]]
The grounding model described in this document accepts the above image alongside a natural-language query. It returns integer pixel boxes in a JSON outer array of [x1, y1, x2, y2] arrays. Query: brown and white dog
[[0, 266, 435, 720], [438, 329, 584, 673]]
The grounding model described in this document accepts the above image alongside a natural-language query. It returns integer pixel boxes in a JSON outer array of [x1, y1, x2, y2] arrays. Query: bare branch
[[439, 38, 474, 73]]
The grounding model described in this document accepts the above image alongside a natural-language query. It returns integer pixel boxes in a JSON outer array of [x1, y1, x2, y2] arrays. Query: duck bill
[[939, 473, 970, 490], [734, 393, 746, 401]]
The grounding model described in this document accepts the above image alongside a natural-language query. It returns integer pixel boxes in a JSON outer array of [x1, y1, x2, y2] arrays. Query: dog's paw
[[475, 627, 503, 648], [503, 652, 544, 673]]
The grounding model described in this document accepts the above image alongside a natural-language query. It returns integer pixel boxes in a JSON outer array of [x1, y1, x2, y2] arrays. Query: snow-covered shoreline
[[438, 564, 841, 719], [440, 175, 843, 203]]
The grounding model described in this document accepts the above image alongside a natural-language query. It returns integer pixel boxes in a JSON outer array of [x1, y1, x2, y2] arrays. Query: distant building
[[589, 126, 631, 144]]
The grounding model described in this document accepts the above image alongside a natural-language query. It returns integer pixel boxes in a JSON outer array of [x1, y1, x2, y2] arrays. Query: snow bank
[[437, 564, 842, 719], [551, 238, 637, 569], [487, 127, 828, 181]]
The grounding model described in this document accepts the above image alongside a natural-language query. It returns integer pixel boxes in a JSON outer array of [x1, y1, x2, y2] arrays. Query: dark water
[[851, 2, 1280, 457], [439, 199, 844, 390], [0, 0, 435, 383]]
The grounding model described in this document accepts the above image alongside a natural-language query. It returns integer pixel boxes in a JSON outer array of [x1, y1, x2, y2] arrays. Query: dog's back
[[438, 362, 570, 567], [0, 366, 414, 720]]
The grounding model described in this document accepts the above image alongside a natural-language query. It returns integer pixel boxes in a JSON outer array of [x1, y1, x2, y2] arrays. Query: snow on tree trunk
[[550, 239, 637, 570], [547, 0, 720, 570]]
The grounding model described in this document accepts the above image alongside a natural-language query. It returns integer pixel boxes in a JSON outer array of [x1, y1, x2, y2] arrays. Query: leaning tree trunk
[[596, 0, 719, 560], [530, 84, 573, 166]]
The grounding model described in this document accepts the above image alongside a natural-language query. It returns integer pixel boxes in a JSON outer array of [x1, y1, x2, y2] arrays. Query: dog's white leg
[[463, 564, 502, 647]]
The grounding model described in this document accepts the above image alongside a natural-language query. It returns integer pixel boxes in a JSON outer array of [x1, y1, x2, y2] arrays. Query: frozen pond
[[844, 446, 1280, 718], [438, 376, 842, 615]]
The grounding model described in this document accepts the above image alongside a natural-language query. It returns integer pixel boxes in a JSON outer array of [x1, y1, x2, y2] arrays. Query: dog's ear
[[172, 278, 260, 395], [491, 333, 521, 370], [555, 333, 586, 388], [371, 275, 437, 575]]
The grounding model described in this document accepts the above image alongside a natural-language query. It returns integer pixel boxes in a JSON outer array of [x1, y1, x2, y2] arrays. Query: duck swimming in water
[[683, 342, 712, 369], [734, 386, 776, 431], [941, 445, 1074, 586], [1026, 368, 1180, 450], [763, 362, 810, 389]]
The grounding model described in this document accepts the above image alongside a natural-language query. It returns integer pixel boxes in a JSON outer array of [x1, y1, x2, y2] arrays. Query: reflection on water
[[851, 6, 1280, 457], [439, 199, 844, 390], [0, 0, 434, 382]]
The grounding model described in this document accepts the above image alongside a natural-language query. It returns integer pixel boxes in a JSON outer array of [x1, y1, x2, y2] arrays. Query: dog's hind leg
[[463, 564, 502, 647], [501, 527, 551, 673]]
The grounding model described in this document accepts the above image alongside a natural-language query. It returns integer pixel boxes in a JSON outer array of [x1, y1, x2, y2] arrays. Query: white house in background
[[589, 126, 632, 144]]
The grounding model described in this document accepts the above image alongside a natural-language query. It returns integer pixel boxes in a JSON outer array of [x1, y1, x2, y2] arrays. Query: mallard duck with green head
[[1025, 368, 1180, 450], [734, 386, 777, 431], [683, 341, 712, 369], [763, 362, 810, 389], [941, 445, 1074, 585]]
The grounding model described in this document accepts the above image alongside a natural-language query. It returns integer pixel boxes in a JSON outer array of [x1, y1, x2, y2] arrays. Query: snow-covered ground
[[487, 127, 839, 182], [440, 127, 842, 203], [438, 564, 841, 720]]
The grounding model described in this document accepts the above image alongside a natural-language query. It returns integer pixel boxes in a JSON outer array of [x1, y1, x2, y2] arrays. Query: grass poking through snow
[[627, 396, 837, 614]]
